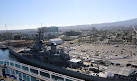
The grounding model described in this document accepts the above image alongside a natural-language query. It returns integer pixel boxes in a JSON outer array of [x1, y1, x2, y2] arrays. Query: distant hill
[[59, 18, 137, 31], [0, 29, 37, 33], [1, 18, 137, 33]]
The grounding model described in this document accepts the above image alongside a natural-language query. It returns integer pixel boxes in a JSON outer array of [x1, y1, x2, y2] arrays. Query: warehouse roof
[[69, 59, 82, 63], [49, 38, 62, 41], [106, 66, 135, 76]]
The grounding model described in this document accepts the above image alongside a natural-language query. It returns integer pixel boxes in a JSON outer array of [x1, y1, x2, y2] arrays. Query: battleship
[[8, 31, 114, 81], [18, 32, 70, 67]]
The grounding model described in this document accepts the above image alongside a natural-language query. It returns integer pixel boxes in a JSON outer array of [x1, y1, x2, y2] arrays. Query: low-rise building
[[105, 66, 135, 78], [48, 38, 63, 45]]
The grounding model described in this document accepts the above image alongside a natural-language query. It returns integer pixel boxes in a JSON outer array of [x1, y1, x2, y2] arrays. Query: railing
[[0, 60, 84, 81]]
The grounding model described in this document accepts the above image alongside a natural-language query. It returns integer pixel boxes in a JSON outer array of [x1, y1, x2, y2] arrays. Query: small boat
[[0, 45, 8, 50]]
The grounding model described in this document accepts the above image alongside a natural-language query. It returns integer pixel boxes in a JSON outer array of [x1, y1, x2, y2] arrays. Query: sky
[[0, 0, 137, 30]]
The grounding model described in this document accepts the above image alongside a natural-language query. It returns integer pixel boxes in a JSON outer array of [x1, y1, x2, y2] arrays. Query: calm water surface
[[0, 49, 17, 61]]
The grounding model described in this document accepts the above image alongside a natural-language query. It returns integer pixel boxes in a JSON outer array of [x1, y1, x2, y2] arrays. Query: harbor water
[[0, 49, 17, 61]]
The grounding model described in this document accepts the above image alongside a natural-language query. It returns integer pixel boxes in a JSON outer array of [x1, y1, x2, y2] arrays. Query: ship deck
[[0, 77, 16, 81]]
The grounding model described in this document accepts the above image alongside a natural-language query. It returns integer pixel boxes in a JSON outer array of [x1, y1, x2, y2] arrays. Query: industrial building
[[48, 38, 63, 45], [105, 66, 135, 78]]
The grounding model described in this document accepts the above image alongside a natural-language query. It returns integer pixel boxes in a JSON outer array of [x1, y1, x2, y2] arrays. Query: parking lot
[[67, 43, 137, 66]]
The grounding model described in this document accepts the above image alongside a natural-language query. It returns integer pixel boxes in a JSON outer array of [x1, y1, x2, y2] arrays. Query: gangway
[[0, 60, 84, 81]]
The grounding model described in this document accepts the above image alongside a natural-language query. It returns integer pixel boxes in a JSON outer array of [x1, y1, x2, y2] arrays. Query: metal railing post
[[38, 69, 40, 78], [50, 73, 52, 80], [28, 66, 31, 81], [21, 72, 23, 80], [20, 63, 23, 80], [16, 73, 20, 81], [63, 75, 66, 81], [29, 76, 32, 81], [13, 61, 16, 78], [64, 77, 66, 81]]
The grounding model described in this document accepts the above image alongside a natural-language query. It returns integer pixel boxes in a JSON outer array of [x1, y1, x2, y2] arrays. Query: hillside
[[59, 18, 137, 31]]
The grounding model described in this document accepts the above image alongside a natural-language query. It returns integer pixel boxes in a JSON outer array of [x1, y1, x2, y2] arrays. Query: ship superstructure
[[19, 32, 70, 66]]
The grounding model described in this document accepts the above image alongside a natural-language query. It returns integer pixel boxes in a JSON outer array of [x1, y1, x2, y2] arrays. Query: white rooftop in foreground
[[69, 58, 82, 63]]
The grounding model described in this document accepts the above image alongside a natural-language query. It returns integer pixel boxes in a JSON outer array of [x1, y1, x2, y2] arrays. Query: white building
[[48, 38, 63, 45]]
